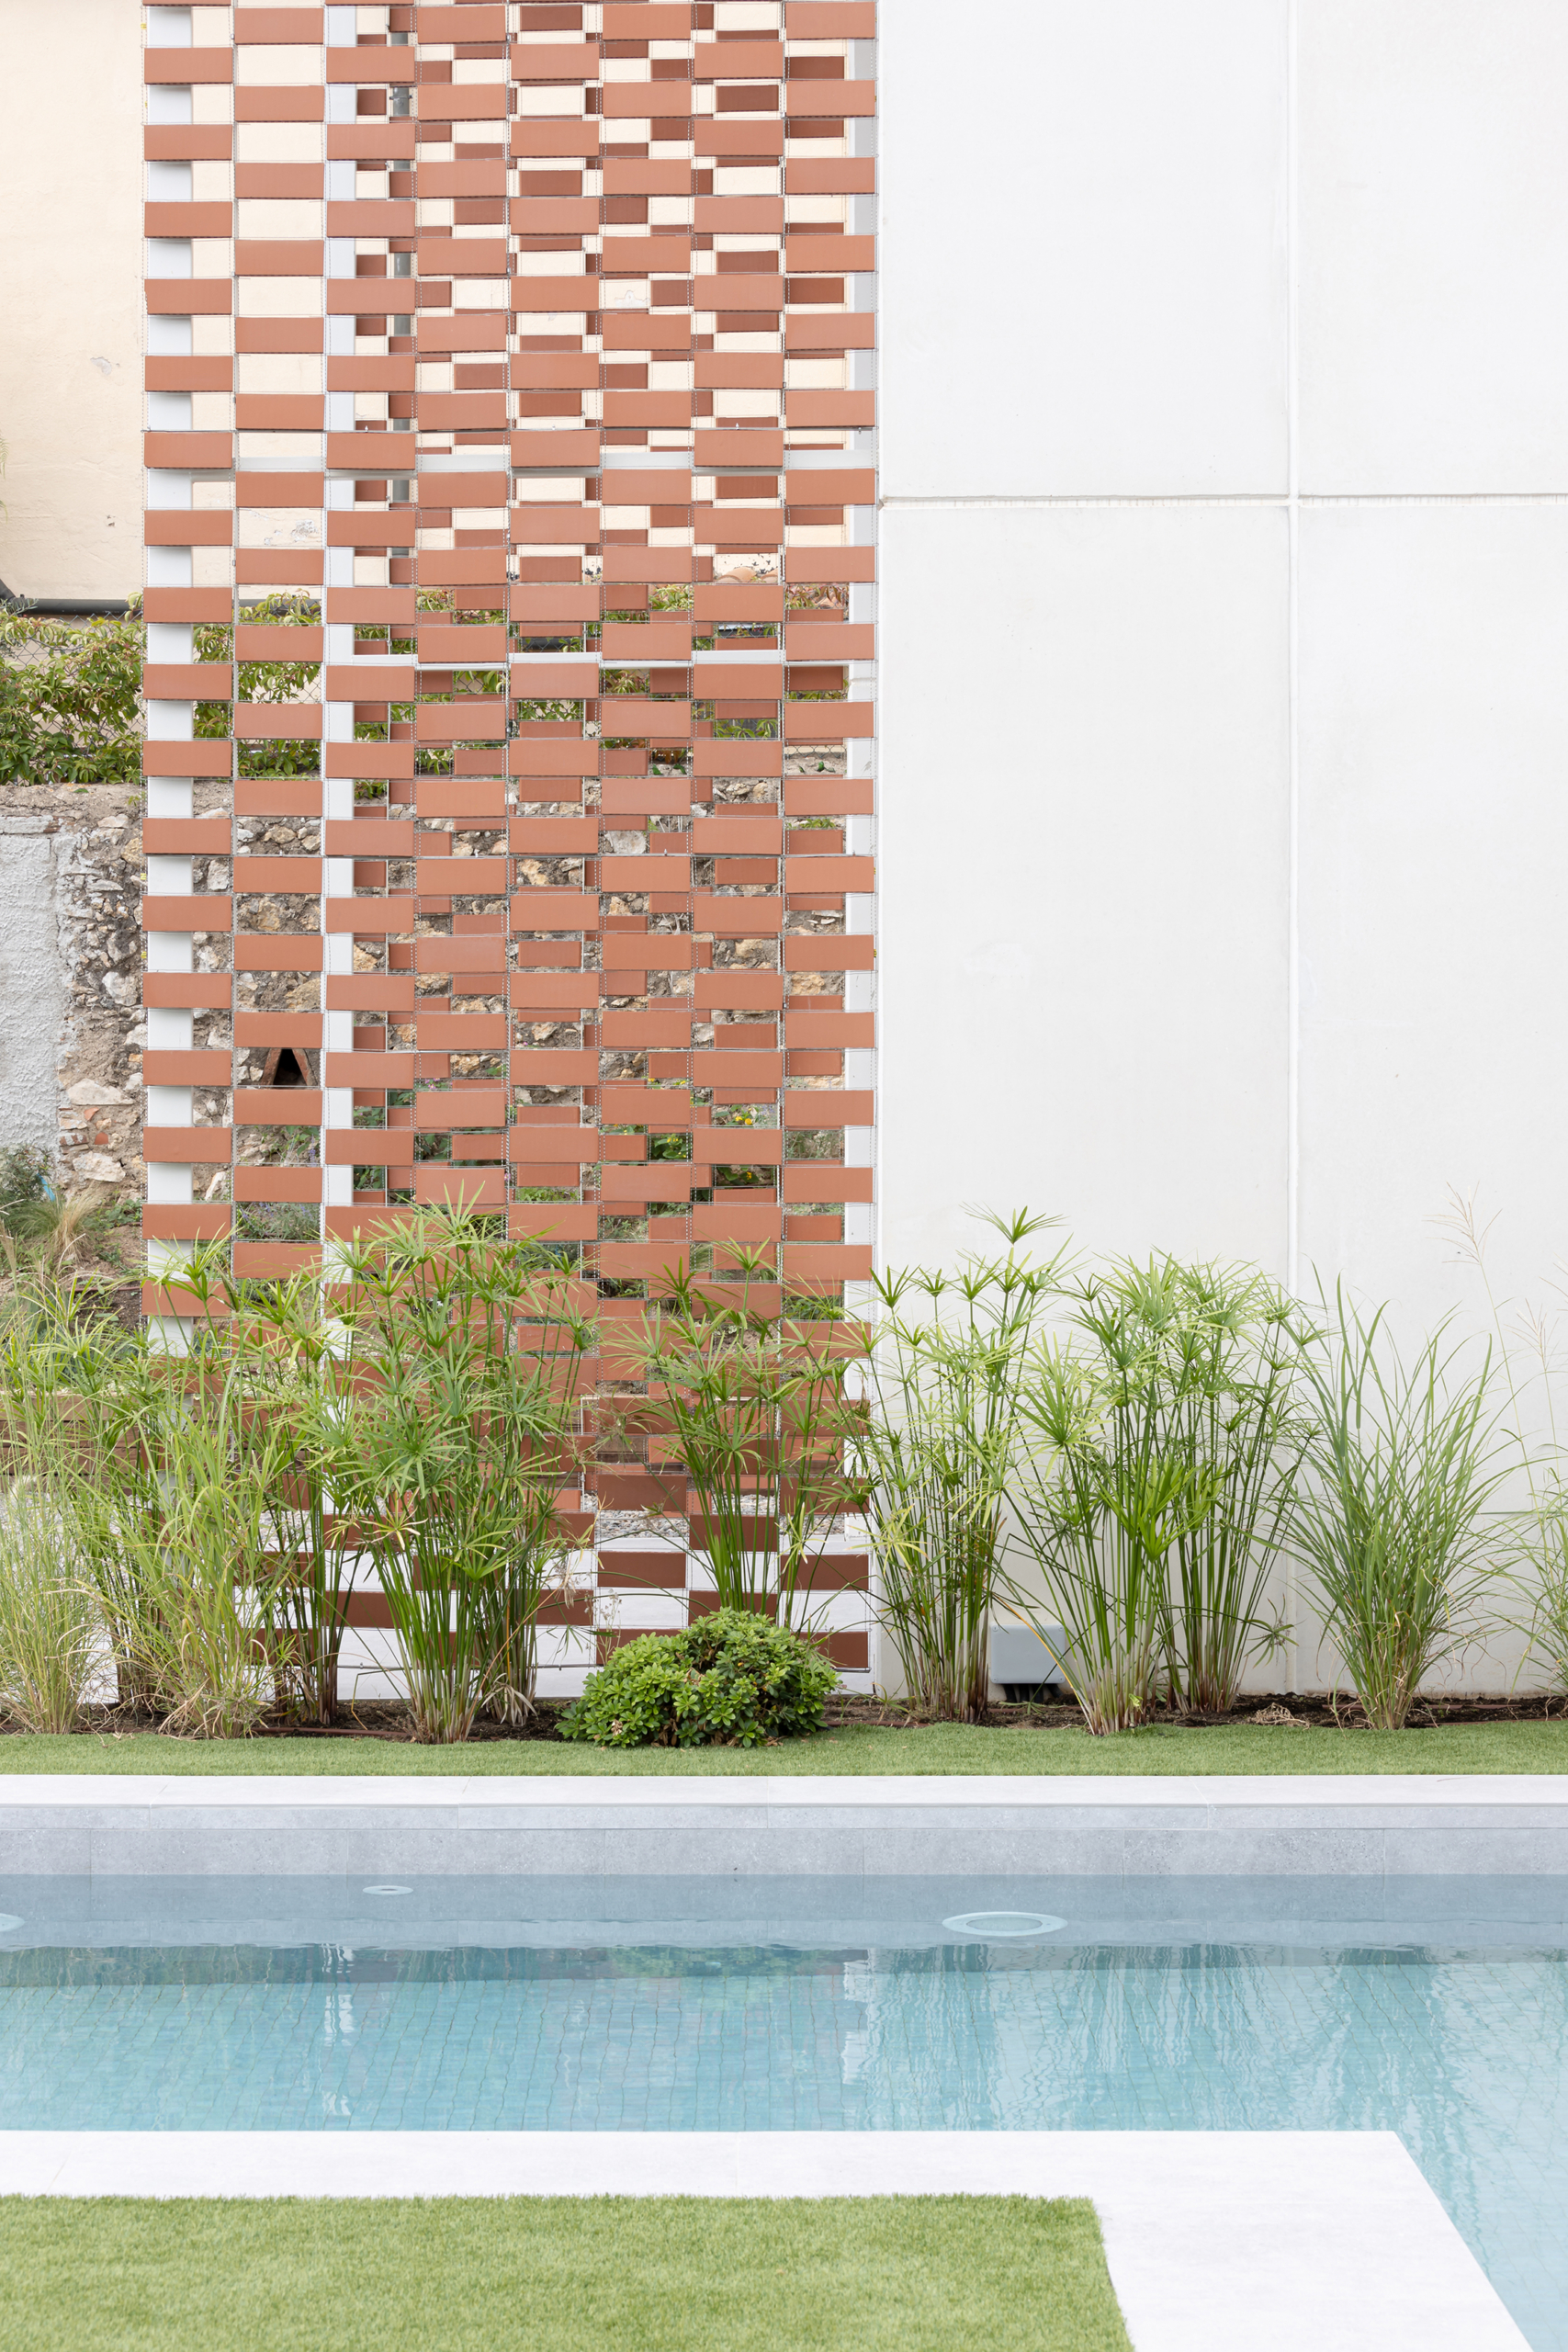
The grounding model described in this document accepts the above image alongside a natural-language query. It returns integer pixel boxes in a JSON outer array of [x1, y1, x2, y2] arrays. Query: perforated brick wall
[[141, 0, 875, 1687]]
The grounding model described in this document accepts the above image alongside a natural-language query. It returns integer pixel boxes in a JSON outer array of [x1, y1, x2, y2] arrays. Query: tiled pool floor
[[1, 1876, 1563, 2350]]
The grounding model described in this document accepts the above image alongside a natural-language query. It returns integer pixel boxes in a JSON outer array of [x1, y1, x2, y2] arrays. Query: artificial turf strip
[[0, 1717, 1566, 1774], [0, 2196, 1131, 2352]]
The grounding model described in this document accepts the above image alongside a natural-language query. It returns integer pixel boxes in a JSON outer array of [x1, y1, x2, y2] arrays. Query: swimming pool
[[0, 1874, 1562, 2350]]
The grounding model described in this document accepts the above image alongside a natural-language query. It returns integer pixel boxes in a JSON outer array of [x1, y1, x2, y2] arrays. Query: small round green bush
[[558, 1609, 839, 1749]]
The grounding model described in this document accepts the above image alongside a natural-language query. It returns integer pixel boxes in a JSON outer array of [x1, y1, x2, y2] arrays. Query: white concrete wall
[[879, 0, 1568, 1690], [879, 0, 1568, 1352], [0, 0, 141, 601]]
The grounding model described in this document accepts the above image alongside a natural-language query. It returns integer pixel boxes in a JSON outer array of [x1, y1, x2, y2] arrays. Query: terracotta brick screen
[[141, 1, 875, 1683]]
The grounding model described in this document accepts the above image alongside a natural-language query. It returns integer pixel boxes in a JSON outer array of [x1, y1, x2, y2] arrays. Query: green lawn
[[0, 2196, 1129, 2352], [1, 1717, 1565, 1774]]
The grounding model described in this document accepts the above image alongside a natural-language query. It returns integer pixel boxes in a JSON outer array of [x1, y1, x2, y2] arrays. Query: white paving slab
[[0, 1770, 1565, 1808], [0, 2130, 1526, 2352]]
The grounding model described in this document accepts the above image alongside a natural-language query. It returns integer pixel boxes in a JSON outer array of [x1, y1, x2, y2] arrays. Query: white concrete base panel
[[0, 2130, 1525, 2352]]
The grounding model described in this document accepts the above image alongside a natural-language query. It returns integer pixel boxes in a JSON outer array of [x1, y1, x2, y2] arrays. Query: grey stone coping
[[0, 1772, 1565, 1875]]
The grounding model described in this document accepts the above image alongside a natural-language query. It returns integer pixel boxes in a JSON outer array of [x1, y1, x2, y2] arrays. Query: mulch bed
[[827, 1691, 1568, 1733]]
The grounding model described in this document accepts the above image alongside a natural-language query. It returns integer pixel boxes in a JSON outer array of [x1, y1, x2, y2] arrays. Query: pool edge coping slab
[[5, 1772, 1568, 1873], [0, 1770, 1566, 1809], [0, 2130, 1528, 2352]]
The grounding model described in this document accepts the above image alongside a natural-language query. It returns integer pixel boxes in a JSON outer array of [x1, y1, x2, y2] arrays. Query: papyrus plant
[[1007, 1329, 1212, 1736], [1132, 1260, 1305, 1713], [855, 1214, 1066, 1722], [320, 1206, 593, 1742], [604, 1258, 867, 1631]]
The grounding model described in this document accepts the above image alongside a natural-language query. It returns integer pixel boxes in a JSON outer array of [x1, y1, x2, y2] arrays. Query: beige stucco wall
[[0, 0, 141, 602]]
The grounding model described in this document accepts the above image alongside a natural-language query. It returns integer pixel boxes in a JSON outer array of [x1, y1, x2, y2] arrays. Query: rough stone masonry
[[0, 783, 143, 1196]]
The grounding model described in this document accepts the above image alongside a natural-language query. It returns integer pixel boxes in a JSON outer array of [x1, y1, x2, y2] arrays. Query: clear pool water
[[1, 1874, 1563, 2350]]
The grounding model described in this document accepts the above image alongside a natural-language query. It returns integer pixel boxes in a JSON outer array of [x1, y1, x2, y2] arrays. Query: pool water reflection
[[0, 1875, 1562, 2349]]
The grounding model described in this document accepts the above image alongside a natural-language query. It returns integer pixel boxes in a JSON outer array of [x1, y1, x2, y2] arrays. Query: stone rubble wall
[[0, 783, 142, 1197]]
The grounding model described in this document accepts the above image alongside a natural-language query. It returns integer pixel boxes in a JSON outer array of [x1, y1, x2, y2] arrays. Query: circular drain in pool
[[942, 1910, 1065, 1938]]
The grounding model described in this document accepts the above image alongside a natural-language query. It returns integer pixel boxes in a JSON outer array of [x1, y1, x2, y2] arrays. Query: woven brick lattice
[[141, 1, 875, 1683]]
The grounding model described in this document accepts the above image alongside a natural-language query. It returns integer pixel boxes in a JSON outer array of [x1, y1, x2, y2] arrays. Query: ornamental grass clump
[[0, 1486, 100, 1734], [0, 1283, 166, 1715], [1289, 1282, 1506, 1729], [560, 1609, 838, 1748], [113, 1377, 296, 1740], [0, 1289, 295, 1740], [155, 1250, 366, 1728], [1437, 1186, 1568, 1698]]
